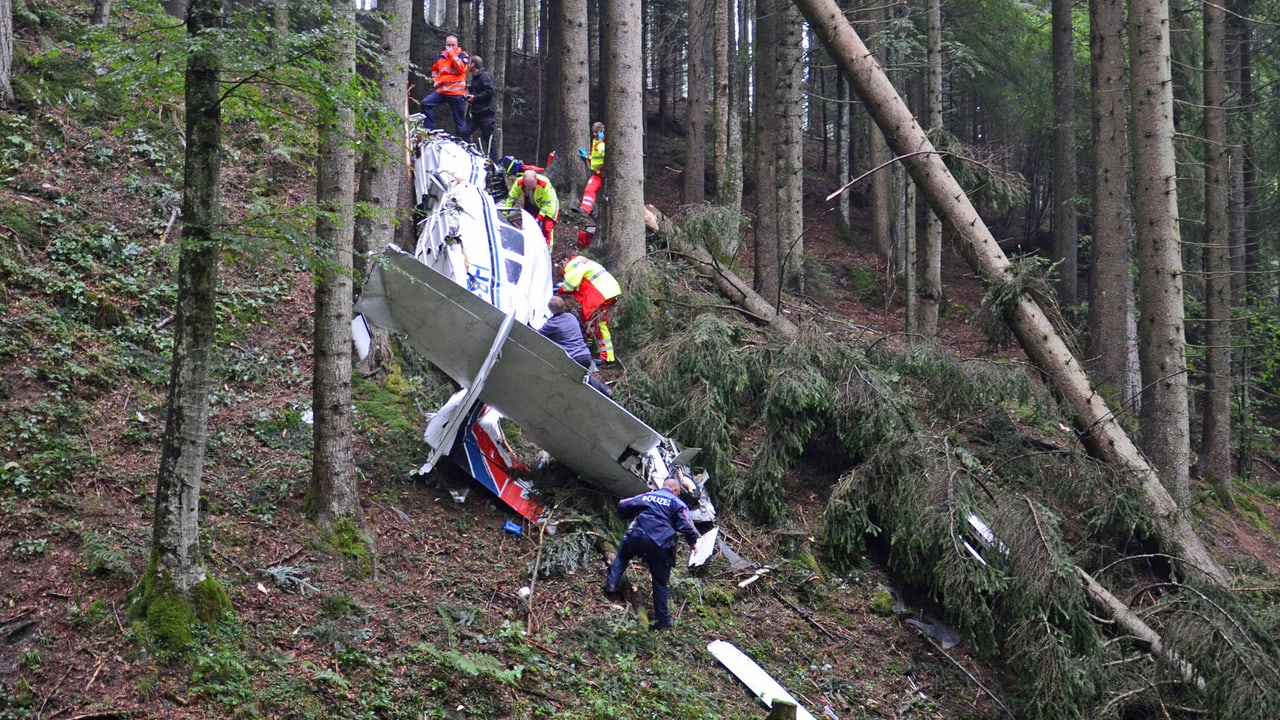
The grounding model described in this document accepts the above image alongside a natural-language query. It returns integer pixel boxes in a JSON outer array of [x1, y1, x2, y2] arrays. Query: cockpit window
[[501, 225, 524, 255], [505, 259, 523, 284]]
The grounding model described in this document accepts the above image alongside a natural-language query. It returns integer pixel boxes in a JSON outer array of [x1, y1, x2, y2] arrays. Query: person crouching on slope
[[555, 254, 620, 363], [537, 296, 611, 397]]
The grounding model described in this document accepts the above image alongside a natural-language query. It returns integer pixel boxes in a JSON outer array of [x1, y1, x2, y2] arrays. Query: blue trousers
[[607, 532, 675, 626], [420, 92, 468, 133]]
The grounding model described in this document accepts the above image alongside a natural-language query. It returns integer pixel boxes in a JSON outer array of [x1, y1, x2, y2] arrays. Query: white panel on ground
[[708, 639, 818, 720], [689, 526, 718, 567]]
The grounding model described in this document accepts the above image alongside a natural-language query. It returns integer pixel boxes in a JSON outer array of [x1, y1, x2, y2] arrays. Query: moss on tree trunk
[[128, 556, 231, 652]]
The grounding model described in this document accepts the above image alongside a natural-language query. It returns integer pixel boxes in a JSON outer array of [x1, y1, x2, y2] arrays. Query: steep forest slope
[[0, 108, 1011, 718], [4, 4, 1280, 720]]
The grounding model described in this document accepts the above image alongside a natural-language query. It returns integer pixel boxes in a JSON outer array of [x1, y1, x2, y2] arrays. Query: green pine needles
[[613, 244, 1280, 718]]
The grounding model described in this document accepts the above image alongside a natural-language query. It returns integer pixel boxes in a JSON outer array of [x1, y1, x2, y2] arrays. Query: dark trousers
[[606, 532, 675, 626], [465, 112, 497, 160], [571, 354, 612, 397], [421, 92, 468, 133]]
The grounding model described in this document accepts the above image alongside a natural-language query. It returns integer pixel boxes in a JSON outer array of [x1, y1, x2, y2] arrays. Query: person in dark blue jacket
[[604, 475, 701, 630], [538, 296, 593, 369], [538, 296, 611, 397]]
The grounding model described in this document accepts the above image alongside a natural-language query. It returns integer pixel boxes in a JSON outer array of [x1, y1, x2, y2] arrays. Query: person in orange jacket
[[420, 35, 470, 133], [556, 254, 621, 363]]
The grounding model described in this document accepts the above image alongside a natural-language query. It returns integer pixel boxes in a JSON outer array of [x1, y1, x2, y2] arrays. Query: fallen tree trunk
[[679, 245, 801, 340], [1077, 567, 1205, 690], [792, 0, 1227, 587]]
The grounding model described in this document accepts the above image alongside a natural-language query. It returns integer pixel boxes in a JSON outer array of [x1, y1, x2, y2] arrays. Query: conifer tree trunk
[[794, 0, 1228, 586], [834, 72, 851, 242], [272, 0, 287, 39], [354, 0, 410, 374], [1130, 0, 1190, 508], [1227, 0, 1251, 298], [481, 0, 496, 57], [717, 0, 744, 226], [90, 0, 112, 26], [711, 0, 730, 203], [684, 0, 708, 205], [1087, 0, 1140, 408], [1052, 0, 1078, 306], [752, 0, 781, 305], [867, 0, 893, 265], [356, 0, 410, 279], [163, 0, 189, 19], [492, 0, 510, 158], [1201, 0, 1234, 508], [0, 0, 13, 107], [919, 0, 942, 337], [655, 1, 677, 132], [556, 0, 590, 199], [587, 0, 601, 110], [601, 0, 645, 267], [539, 0, 563, 155], [147, 0, 222, 605], [311, 0, 361, 530], [1085, 0, 1136, 407], [411, 0, 430, 103], [777, 0, 804, 292], [459, 0, 474, 51], [728, 0, 743, 189], [523, 0, 536, 53], [446, 0, 459, 33]]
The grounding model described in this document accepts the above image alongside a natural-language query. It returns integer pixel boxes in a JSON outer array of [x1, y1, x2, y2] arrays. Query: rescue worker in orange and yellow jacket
[[574, 122, 606, 248], [556, 254, 621, 363], [507, 169, 560, 248]]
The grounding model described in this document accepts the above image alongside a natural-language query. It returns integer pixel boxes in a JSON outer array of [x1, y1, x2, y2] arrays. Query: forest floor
[[3, 49, 1280, 720]]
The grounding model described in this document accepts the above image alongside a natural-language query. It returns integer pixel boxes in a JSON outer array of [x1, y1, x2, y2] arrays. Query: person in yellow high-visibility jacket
[[574, 122, 606, 248], [556, 254, 621, 362], [507, 169, 559, 248]]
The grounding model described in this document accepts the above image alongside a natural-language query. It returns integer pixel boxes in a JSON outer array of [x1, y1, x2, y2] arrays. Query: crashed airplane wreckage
[[353, 121, 716, 532]]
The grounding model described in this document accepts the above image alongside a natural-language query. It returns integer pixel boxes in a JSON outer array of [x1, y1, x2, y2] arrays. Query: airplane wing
[[356, 245, 658, 499]]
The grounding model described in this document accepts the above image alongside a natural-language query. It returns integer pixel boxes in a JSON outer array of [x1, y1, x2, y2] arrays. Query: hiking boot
[[648, 620, 672, 632], [601, 583, 621, 600]]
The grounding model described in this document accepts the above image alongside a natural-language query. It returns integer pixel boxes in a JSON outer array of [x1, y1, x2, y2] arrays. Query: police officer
[[604, 475, 701, 631]]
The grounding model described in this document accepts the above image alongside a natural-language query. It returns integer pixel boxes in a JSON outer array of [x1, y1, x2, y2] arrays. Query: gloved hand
[[578, 147, 588, 160]]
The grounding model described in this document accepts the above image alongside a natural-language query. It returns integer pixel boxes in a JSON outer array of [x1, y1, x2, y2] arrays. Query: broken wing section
[[356, 245, 659, 499]]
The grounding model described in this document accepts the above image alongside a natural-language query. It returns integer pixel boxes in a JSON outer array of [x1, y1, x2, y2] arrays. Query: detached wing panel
[[357, 247, 657, 497]]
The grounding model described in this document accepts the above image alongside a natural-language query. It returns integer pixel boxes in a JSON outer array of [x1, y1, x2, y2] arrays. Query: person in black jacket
[[462, 55, 497, 160], [603, 475, 701, 630]]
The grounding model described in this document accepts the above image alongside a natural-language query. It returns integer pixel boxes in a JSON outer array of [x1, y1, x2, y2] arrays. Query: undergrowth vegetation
[[605, 224, 1280, 718], [4, 2, 1280, 719]]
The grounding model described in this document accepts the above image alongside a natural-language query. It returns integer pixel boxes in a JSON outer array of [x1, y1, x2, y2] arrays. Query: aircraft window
[[501, 226, 525, 255], [505, 259, 523, 283]]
